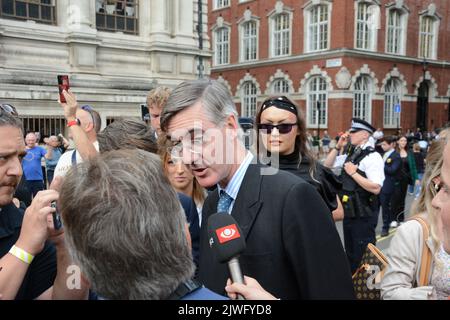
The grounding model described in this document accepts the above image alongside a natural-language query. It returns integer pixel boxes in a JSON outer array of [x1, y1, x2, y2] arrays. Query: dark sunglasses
[[0, 103, 18, 117], [258, 123, 298, 134]]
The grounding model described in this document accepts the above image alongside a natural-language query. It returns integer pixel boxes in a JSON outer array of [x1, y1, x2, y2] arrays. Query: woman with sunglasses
[[255, 96, 343, 221], [381, 130, 450, 300]]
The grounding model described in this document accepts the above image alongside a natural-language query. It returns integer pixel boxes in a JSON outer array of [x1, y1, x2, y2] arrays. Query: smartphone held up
[[51, 201, 63, 230], [57, 75, 70, 103]]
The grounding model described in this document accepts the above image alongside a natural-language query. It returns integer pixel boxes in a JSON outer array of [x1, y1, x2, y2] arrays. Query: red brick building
[[208, 0, 450, 136]]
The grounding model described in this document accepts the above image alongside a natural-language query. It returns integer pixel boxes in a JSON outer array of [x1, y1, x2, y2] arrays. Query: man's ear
[[225, 114, 238, 130], [225, 115, 239, 139], [84, 121, 94, 133]]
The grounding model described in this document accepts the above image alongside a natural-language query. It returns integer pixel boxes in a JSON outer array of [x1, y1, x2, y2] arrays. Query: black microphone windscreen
[[207, 213, 246, 263]]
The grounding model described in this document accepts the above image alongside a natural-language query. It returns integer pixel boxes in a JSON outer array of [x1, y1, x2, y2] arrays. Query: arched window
[[307, 77, 328, 127], [384, 79, 401, 127], [241, 82, 257, 117], [272, 79, 290, 94], [214, 0, 229, 10], [353, 76, 372, 122]]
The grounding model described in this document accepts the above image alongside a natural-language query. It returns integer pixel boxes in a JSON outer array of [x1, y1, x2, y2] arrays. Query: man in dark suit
[[160, 79, 355, 299], [379, 136, 401, 237]]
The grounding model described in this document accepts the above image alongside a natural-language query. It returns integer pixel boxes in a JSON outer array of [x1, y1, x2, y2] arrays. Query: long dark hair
[[395, 135, 409, 153], [255, 96, 317, 177]]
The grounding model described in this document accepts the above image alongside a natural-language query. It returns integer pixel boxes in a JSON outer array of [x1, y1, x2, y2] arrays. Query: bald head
[[25, 132, 37, 148]]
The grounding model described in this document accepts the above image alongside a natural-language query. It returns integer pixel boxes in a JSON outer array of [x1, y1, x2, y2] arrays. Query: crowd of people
[[0, 79, 448, 300]]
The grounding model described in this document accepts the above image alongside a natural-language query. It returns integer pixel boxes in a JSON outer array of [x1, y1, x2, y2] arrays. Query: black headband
[[260, 97, 298, 116]]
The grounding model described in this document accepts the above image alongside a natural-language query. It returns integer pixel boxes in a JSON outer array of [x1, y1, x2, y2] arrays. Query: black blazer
[[381, 151, 401, 195], [198, 164, 355, 300]]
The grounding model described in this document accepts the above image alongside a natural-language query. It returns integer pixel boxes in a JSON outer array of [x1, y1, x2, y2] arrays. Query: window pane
[[107, 15, 115, 29], [309, 5, 328, 51], [117, 16, 125, 30], [126, 18, 135, 31], [307, 77, 328, 126], [96, 12, 105, 28], [242, 82, 257, 117], [2, 0, 14, 14], [29, 3, 39, 19], [16, 1, 26, 17], [41, 5, 51, 21], [384, 79, 401, 126]]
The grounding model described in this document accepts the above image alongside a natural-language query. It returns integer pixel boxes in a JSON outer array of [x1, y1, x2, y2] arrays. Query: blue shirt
[[22, 146, 47, 181], [182, 286, 229, 300], [217, 152, 254, 214], [45, 147, 63, 170]]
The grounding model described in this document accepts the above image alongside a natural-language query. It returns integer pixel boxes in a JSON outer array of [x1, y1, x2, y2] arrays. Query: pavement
[[335, 192, 416, 255]]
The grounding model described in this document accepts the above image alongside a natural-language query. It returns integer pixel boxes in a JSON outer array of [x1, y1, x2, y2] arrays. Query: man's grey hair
[[0, 111, 23, 133], [160, 79, 238, 133], [98, 118, 157, 154], [59, 149, 194, 300]]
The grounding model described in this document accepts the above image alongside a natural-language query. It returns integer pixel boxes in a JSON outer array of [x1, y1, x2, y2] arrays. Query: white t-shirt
[[54, 141, 99, 178]]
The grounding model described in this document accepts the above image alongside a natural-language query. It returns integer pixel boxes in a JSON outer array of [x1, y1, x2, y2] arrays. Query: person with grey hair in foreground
[[59, 149, 222, 299], [59, 149, 275, 300]]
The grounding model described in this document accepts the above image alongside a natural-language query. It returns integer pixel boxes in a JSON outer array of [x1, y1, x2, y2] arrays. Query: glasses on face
[[0, 104, 18, 117], [167, 139, 203, 162], [258, 123, 298, 134]]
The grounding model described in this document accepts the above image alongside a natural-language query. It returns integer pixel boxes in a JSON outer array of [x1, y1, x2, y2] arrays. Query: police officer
[[325, 118, 385, 273]]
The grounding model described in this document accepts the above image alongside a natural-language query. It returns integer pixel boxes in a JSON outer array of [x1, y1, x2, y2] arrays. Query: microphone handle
[[228, 257, 245, 300]]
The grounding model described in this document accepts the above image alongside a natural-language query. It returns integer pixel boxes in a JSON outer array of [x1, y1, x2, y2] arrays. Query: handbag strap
[[411, 217, 432, 286]]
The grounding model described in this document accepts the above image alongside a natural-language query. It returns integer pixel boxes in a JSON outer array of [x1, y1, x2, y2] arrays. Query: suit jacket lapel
[[230, 163, 263, 240]]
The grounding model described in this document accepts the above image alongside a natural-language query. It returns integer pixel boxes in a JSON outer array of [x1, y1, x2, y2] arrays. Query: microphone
[[207, 213, 246, 300]]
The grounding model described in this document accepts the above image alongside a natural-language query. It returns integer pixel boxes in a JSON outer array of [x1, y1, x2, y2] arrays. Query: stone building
[[0, 0, 211, 135]]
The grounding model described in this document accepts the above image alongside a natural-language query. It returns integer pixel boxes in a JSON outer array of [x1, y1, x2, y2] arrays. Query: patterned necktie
[[217, 190, 233, 214]]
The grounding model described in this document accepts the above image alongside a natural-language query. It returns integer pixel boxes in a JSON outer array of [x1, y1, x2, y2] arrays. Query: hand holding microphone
[[207, 213, 246, 300]]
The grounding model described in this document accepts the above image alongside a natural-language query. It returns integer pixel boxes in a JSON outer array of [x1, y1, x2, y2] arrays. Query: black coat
[[278, 153, 342, 212], [198, 163, 355, 300]]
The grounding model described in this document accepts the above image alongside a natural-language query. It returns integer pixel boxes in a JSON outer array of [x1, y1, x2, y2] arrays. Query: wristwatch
[[67, 118, 80, 127]]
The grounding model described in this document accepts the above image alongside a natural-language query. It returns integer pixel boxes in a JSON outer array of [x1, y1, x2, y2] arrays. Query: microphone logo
[[215, 224, 241, 244]]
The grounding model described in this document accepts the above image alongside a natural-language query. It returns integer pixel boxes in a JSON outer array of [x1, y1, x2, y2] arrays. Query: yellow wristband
[[9, 245, 34, 265]]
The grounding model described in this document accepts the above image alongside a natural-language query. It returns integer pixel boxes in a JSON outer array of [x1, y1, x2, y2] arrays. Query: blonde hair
[[410, 130, 450, 249], [146, 86, 172, 109]]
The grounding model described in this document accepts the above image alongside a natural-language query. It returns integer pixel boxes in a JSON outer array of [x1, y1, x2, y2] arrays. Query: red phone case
[[57, 75, 69, 103]]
